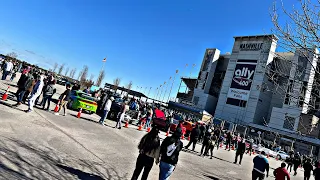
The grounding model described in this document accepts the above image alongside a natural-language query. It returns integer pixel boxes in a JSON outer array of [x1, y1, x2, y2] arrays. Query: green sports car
[[68, 90, 98, 114]]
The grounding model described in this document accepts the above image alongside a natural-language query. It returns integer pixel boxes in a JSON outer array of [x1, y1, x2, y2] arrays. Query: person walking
[[23, 71, 36, 104], [99, 96, 114, 125], [273, 162, 290, 180], [200, 129, 212, 156], [54, 84, 71, 116], [285, 154, 294, 173], [159, 130, 183, 180], [131, 126, 160, 180], [26, 74, 44, 113], [234, 134, 246, 165], [198, 124, 206, 143], [225, 131, 232, 151], [41, 79, 55, 110], [303, 158, 313, 180], [1, 60, 13, 80], [252, 151, 269, 180], [145, 106, 153, 129], [293, 153, 301, 176], [204, 133, 217, 159], [115, 101, 129, 129], [184, 124, 200, 151], [214, 127, 222, 150]]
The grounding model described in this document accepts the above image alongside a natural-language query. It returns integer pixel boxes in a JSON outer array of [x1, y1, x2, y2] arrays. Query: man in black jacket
[[234, 134, 246, 165], [184, 124, 200, 151], [159, 130, 183, 180], [15, 70, 31, 106]]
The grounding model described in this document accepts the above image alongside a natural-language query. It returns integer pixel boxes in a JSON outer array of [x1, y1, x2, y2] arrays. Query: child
[[55, 84, 71, 116]]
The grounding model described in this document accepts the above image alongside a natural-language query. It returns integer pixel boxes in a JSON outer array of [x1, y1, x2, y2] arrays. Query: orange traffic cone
[[232, 145, 235, 151], [138, 122, 144, 131], [188, 134, 191, 141], [124, 121, 129, 128], [226, 145, 229, 150], [252, 149, 255, 155], [77, 108, 82, 118], [165, 131, 169, 136], [147, 127, 151, 132], [220, 143, 223, 148], [54, 100, 60, 112], [1, 86, 10, 101]]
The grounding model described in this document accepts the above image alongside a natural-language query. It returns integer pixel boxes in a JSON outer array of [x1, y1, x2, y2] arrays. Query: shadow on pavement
[[57, 164, 104, 180], [0, 136, 128, 180]]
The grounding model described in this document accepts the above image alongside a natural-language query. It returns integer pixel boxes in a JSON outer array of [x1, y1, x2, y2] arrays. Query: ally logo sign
[[227, 60, 257, 102]]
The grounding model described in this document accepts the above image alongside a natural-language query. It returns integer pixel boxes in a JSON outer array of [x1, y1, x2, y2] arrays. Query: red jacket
[[274, 167, 290, 180]]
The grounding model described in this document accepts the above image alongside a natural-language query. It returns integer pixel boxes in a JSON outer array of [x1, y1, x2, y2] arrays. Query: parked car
[[276, 151, 289, 160], [67, 90, 98, 114]]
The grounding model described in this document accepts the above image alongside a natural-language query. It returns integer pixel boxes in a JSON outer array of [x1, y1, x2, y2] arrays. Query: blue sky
[[0, 0, 295, 100]]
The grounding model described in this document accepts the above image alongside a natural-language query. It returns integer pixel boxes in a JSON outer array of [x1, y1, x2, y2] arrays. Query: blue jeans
[[1, 71, 9, 80], [16, 89, 26, 103], [41, 95, 52, 109], [159, 161, 175, 180], [145, 117, 151, 129], [99, 110, 109, 124]]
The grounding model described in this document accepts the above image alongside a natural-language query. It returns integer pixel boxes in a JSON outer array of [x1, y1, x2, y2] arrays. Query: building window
[[202, 82, 206, 89], [193, 96, 199, 105], [195, 81, 198, 88], [283, 116, 295, 130], [205, 72, 209, 80]]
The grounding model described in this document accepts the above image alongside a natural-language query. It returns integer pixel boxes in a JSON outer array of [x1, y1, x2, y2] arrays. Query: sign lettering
[[240, 43, 263, 51]]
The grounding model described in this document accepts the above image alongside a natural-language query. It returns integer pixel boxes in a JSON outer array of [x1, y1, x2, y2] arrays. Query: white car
[[276, 151, 289, 160]]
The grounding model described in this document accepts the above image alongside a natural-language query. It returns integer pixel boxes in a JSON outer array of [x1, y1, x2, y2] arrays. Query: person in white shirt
[[99, 96, 114, 125], [1, 60, 13, 80]]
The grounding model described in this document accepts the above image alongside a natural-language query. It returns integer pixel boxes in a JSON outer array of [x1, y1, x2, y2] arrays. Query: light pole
[[159, 82, 166, 102], [162, 76, 171, 102], [154, 87, 159, 99], [167, 70, 179, 102], [156, 85, 162, 101]]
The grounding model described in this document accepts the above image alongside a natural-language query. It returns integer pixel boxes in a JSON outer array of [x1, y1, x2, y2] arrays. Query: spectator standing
[[303, 158, 313, 180], [199, 124, 206, 143], [26, 74, 44, 113], [1, 60, 13, 80], [184, 124, 200, 151], [54, 84, 71, 116], [15, 69, 31, 106], [285, 154, 294, 173], [10, 71, 16, 81], [225, 131, 233, 151], [252, 151, 269, 180], [145, 106, 153, 129], [131, 126, 160, 180], [200, 129, 212, 156], [204, 133, 217, 159], [99, 96, 114, 125], [234, 134, 246, 165], [41, 78, 56, 110], [273, 163, 290, 180], [159, 130, 183, 180], [115, 101, 129, 129]]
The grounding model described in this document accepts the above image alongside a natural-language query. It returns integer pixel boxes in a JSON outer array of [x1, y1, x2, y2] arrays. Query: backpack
[[129, 102, 137, 110]]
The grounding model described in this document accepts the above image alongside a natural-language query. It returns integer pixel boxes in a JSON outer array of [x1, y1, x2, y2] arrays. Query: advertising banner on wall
[[226, 59, 257, 107]]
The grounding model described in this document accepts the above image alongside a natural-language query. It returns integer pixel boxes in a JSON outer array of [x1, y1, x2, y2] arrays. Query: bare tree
[[80, 65, 88, 82], [6, 52, 18, 60], [268, 1, 320, 134], [113, 77, 121, 91], [89, 74, 94, 82], [96, 70, 105, 87], [125, 81, 133, 96], [77, 70, 83, 81], [69, 68, 77, 79], [53, 63, 59, 73], [64, 67, 70, 77], [58, 63, 65, 75]]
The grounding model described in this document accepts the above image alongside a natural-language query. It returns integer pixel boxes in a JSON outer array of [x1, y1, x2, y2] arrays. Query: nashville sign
[[239, 43, 263, 51]]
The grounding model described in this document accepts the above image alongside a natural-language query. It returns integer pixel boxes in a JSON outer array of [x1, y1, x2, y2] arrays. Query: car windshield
[[78, 92, 96, 101]]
